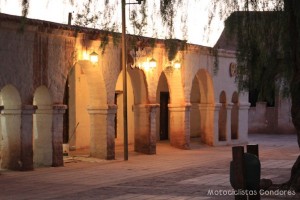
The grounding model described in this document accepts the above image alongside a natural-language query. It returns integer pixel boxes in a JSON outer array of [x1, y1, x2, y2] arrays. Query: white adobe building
[[0, 13, 249, 170]]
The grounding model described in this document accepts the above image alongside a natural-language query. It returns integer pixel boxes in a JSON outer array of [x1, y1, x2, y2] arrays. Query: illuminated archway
[[196, 69, 215, 104], [190, 76, 201, 138], [127, 68, 153, 154], [66, 64, 90, 153], [65, 61, 109, 159], [0, 84, 21, 170], [114, 70, 135, 157], [191, 69, 215, 145], [127, 68, 149, 104], [156, 71, 170, 141]]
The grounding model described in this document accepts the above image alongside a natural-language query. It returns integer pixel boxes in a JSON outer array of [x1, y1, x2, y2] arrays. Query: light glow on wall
[[173, 60, 181, 69], [82, 51, 89, 61]]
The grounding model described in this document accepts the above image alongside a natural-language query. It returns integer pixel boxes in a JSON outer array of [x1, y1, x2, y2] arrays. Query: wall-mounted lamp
[[90, 51, 99, 64], [164, 60, 181, 70], [173, 60, 181, 69], [149, 58, 157, 69]]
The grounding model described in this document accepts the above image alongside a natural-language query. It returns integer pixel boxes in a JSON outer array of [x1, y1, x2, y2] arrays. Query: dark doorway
[[63, 79, 69, 144], [160, 92, 169, 140], [114, 93, 118, 138]]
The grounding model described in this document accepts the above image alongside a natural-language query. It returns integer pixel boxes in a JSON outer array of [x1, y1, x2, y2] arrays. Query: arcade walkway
[[0, 134, 299, 200]]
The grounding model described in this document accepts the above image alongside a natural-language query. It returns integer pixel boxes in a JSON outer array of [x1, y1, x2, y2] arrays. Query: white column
[[212, 103, 222, 145], [226, 103, 233, 144], [33, 105, 53, 167], [87, 104, 117, 160], [238, 102, 251, 143]]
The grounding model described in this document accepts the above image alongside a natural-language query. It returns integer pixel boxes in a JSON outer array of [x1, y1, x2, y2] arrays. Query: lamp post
[[122, 0, 143, 161]]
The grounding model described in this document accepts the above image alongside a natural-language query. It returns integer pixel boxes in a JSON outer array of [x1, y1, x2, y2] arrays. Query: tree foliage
[[210, 0, 300, 190], [21, 0, 29, 17], [209, 1, 286, 102], [19, 0, 189, 61]]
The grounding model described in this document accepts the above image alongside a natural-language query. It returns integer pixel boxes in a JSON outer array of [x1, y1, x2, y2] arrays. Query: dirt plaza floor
[[0, 134, 299, 200]]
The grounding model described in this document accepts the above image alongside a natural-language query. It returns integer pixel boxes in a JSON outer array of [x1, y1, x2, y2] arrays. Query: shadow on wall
[[219, 91, 227, 141], [231, 92, 239, 140]]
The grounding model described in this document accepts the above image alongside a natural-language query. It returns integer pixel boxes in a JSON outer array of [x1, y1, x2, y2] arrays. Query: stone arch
[[0, 85, 22, 109], [127, 68, 149, 104], [196, 69, 215, 104], [127, 68, 153, 153], [76, 60, 116, 159], [76, 61, 107, 107], [163, 68, 184, 104], [114, 69, 135, 151], [0, 84, 22, 170], [231, 91, 239, 140], [219, 91, 227, 141], [157, 72, 170, 94], [191, 69, 215, 145], [66, 63, 90, 153], [190, 76, 201, 138], [33, 85, 53, 167], [66, 60, 108, 156], [156, 71, 170, 141]]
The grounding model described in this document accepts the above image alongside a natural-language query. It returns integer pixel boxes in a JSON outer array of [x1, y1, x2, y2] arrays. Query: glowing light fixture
[[173, 60, 181, 69], [90, 51, 99, 64], [149, 58, 157, 68]]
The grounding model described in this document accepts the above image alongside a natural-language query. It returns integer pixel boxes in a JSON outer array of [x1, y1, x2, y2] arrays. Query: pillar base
[[20, 105, 37, 171], [52, 104, 67, 167], [133, 104, 159, 155], [88, 105, 117, 160], [168, 104, 191, 150]]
